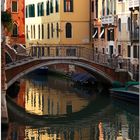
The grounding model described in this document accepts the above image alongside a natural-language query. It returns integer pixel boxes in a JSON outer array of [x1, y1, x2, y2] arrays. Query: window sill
[[11, 11, 18, 13]]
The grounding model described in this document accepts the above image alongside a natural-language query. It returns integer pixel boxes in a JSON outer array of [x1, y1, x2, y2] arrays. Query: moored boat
[[110, 81, 139, 104]]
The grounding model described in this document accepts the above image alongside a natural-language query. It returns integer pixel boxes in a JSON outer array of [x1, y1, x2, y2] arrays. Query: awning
[[92, 30, 97, 38], [99, 29, 104, 38]]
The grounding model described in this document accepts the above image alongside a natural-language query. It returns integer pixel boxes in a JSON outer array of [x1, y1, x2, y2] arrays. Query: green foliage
[[1, 11, 12, 31]]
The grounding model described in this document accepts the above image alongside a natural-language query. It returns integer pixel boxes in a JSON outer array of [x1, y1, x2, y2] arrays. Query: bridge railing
[[5, 45, 139, 81]]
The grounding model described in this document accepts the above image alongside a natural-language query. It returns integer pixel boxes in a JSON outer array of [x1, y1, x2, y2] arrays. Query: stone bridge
[[5, 45, 134, 88]]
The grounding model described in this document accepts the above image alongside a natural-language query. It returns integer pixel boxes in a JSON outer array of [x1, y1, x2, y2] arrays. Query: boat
[[71, 73, 96, 86], [110, 81, 139, 104]]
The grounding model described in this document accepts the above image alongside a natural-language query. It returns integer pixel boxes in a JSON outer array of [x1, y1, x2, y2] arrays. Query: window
[[127, 17, 131, 31], [95, 47, 98, 53], [26, 4, 35, 18], [56, 23, 59, 38], [107, 0, 109, 15], [91, 1, 94, 12], [127, 45, 131, 57], [66, 105, 72, 114], [51, 23, 53, 38], [118, 18, 121, 31], [100, 27, 105, 39], [92, 27, 98, 39], [133, 45, 138, 58], [26, 25, 29, 39], [102, 0, 105, 16], [26, 6, 28, 18], [12, 23, 18, 37], [42, 24, 44, 39], [38, 25, 40, 39], [37, 2, 44, 16], [33, 25, 35, 39], [50, 0, 53, 13], [12, 1, 17, 12], [56, 0, 59, 12], [95, 0, 98, 18], [107, 29, 114, 41], [66, 23, 72, 38], [47, 24, 50, 39], [46, 1, 50, 15], [102, 48, 105, 54], [64, 0, 73, 12], [31, 25, 33, 39], [118, 45, 121, 55]]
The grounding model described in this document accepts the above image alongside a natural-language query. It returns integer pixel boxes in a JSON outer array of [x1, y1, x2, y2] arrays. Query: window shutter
[[37, 4, 39, 16], [70, 0, 73, 12], [56, 0, 58, 12], [64, 0, 66, 12], [26, 6, 28, 18]]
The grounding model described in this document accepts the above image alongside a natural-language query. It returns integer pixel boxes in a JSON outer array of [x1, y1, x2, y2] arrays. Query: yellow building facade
[[25, 0, 90, 48]]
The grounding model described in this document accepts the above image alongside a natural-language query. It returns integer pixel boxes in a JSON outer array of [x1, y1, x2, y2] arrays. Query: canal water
[[2, 72, 139, 140]]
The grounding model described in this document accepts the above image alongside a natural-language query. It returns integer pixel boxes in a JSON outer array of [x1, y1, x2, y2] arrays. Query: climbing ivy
[[1, 11, 12, 31]]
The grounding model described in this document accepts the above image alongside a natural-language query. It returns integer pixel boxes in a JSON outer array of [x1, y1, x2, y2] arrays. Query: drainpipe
[[89, 0, 92, 45], [130, 10, 133, 46]]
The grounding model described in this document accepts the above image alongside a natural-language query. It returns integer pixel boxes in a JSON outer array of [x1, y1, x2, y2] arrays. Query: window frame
[[12, 23, 18, 37], [66, 23, 72, 38], [64, 0, 73, 12], [11, 0, 18, 13]]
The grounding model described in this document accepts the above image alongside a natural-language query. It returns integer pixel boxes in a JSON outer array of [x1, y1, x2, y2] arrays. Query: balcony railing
[[131, 32, 139, 41], [101, 15, 117, 26], [129, 0, 139, 8]]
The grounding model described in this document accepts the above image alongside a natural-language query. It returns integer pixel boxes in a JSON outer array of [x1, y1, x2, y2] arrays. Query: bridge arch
[[6, 59, 114, 88]]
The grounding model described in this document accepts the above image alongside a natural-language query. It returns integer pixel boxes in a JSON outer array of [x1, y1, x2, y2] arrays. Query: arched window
[[56, 0, 59, 12], [127, 17, 131, 31], [12, 23, 18, 37], [118, 18, 121, 32], [46, 1, 50, 15], [66, 23, 72, 38]]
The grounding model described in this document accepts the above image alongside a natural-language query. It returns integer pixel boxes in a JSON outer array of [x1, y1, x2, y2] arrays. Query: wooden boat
[[110, 82, 139, 104]]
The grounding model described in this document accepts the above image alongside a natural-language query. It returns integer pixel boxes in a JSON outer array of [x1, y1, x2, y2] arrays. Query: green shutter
[[26, 6, 28, 18], [33, 5, 35, 17], [70, 0, 73, 12], [64, 0, 66, 12], [37, 4, 39, 16], [56, 0, 58, 12]]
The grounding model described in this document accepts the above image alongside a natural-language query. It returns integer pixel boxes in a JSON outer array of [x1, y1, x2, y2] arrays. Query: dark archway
[[5, 52, 13, 64]]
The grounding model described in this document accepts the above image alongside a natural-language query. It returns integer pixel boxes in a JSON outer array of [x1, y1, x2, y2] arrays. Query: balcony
[[101, 15, 117, 26], [131, 32, 139, 41], [129, 0, 139, 9]]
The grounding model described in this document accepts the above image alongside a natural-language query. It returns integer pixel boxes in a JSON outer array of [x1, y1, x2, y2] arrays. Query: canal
[[2, 72, 139, 140]]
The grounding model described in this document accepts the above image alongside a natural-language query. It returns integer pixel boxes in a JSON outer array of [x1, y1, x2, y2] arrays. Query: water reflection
[[22, 74, 89, 115], [5, 73, 139, 140]]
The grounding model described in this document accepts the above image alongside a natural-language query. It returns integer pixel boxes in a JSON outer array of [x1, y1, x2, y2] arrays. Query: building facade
[[5, 0, 25, 45], [128, 0, 139, 65], [117, 0, 131, 58], [25, 0, 90, 48]]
